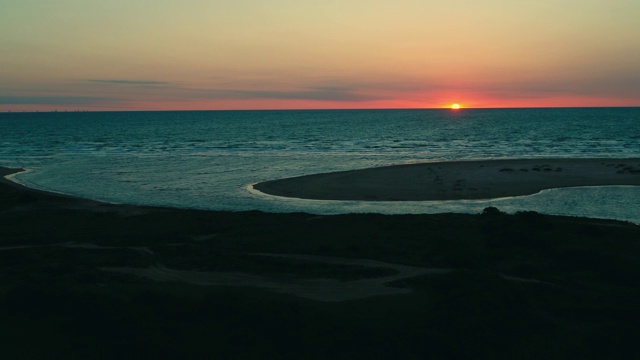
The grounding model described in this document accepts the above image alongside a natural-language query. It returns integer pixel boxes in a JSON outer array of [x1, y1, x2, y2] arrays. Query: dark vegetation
[[1, 175, 640, 359]]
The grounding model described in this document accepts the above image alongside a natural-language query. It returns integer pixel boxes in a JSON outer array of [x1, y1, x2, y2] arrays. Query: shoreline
[[0, 167, 145, 215], [0, 166, 24, 181], [254, 158, 640, 201], [0, 167, 102, 204], [6, 159, 640, 206], [5, 162, 640, 224]]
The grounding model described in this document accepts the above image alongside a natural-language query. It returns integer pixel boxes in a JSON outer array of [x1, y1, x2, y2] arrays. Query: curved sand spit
[[254, 158, 640, 201]]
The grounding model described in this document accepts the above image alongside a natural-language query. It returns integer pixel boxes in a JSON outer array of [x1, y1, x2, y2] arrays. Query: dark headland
[[2, 166, 640, 359]]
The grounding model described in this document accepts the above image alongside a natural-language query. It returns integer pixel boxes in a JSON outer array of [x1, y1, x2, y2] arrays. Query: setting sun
[[451, 103, 461, 110]]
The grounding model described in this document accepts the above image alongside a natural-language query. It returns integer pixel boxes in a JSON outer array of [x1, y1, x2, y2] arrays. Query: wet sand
[[254, 158, 640, 201]]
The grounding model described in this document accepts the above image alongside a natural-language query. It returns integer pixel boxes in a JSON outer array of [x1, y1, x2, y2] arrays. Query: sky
[[1, 0, 639, 111]]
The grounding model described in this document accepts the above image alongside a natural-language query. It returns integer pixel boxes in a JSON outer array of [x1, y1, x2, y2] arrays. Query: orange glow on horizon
[[2, 94, 639, 113]]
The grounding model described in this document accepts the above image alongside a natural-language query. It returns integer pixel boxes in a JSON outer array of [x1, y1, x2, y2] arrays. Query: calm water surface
[[1, 108, 639, 222]]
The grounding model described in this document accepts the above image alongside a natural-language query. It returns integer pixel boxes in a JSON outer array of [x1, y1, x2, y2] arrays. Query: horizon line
[[2, 105, 640, 114]]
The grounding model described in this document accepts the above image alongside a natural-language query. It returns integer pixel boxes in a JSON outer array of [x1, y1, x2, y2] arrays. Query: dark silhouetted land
[[2, 167, 640, 359]]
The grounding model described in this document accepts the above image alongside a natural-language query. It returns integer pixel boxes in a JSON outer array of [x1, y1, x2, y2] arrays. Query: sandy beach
[[254, 158, 640, 201]]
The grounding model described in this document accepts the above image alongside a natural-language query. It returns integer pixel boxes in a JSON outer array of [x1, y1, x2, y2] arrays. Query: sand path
[[0, 242, 560, 301], [102, 253, 566, 301], [102, 253, 452, 302]]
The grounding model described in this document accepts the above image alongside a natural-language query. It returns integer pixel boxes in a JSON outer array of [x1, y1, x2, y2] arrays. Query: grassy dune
[[1, 168, 640, 359]]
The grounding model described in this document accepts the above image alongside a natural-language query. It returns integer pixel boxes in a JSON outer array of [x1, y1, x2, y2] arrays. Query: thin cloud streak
[[195, 86, 383, 102], [3, 70, 639, 110], [88, 80, 170, 86], [0, 95, 117, 106], [472, 75, 640, 100]]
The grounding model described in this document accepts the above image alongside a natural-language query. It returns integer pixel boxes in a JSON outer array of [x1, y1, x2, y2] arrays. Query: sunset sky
[[1, 0, 639, 111]]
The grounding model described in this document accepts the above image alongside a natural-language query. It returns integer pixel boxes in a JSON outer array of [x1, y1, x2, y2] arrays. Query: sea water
[[1, 108, 639, 222]]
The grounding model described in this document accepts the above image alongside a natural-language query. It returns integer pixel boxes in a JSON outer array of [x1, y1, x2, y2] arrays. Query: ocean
[[1, 108, 639, 222]]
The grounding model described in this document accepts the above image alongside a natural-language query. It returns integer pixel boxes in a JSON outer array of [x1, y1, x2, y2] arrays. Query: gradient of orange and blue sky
[[1, 0, 639, 111]]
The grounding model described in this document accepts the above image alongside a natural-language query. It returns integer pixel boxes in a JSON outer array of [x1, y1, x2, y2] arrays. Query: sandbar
[[253, 158, 640, 201]]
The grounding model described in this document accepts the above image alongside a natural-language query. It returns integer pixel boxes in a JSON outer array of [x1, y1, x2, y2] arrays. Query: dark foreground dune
[[2, 166, 640, 359], [254, 158, 640, 200]]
